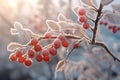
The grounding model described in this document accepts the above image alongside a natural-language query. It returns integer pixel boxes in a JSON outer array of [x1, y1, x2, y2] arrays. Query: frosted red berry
[[44, 32, 52, 39], [83, 22, 89, 29], [112, 28, 117, 33], [49, 47, 57, 56], [24, 59, 33, 67], [73, 43, 79, 49], [16, 50, 23, 58], [78, 8, 86, 16], [36, 54, 43, 62], [34, 44, 42, 52], [62, 40, 69, 47], [18, 56, 26, 63], [28, 50, 35, 58], [53, 38, 61, 49], [43, 55, 50, 62], [31, 39, 38, 46], [9, 53, 17, 61], [79, 16, 86, 22], [42, 49, 49, 56], [59, 35, 65, 41]]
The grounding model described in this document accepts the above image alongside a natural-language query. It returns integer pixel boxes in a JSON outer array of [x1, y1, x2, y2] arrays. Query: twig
[[91, 4, 103, 44], [91, 42, 120, 62]]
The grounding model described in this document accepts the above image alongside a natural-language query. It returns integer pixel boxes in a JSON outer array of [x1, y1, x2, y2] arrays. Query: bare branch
[[91, 42, 120, 62]]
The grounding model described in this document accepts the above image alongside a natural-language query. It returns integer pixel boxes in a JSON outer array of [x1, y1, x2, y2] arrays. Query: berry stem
[[91, 3, 103, 44]]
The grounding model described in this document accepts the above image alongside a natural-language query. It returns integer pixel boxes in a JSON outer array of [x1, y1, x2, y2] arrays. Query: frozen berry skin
[[79, 16, 86, 23], [43, 55, 50, 62], [36, 54, 43, 62], [9, 53, 17, 61], [62, 40, 69, 47], [44, 32, 52, 39], [34, 44, 42, 52], [28, 50, 35, 58], [24, 59, 33, 67], [49, 47, 57, 56], [42, 49, 49, 56], [59, 35, 65, 41], [18, 56, 26, 63], [83, 22, 89, 29], [53, 38, 61, 49], [78, 8, 86, 16], [30, 39, 38, 46], [73, 43, 79, 49], [16, 50, 23, 58]]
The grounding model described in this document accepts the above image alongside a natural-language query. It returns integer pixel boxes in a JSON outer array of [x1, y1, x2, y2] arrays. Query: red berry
[[99, 21, 103, 25], [31, 39, 38, 46], [79, 16, 86, 22], [59, 35, 65, 41], [42, 49, 49, 56], [78, 8, 86, 16], [16, 50, 23, 58], [53, 38, 61, 49], [103, 22, 108, 26], [83, 22, 89, 29], [44, 32, 52, 39], [36, 54, 43, 62], [18, 56, 26, 63], [24, 59, 33, 67], [9, 53, 17, 61], [28, 50, 35, 58], [49, 47, 57, 56], [43, 55, 50, 62], [108, 26, 112, 29], [117, 27, 120, 30], [73, 43, 79, 49], [62, 40, 69, 47], [34, 44, 42, 52], [112, 28, 117, 33]]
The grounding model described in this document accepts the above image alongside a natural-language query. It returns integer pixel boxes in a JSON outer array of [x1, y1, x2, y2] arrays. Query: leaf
[[103, 13, 120, 25], [14, 21, 23, 31], [46, 20, 61, 31], [80, 0, 98, 9], [101, 0, 114, 6], [58, 13, 67, 21], [10, 28, 19, 35], [55, 59, 65, 72], [111, 4, 120, 13], [86, 9, 98, 20], [7, 42, 25, 52]]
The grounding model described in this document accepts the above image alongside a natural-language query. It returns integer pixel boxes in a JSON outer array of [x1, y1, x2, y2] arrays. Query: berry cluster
[[78, 8, 89, 29], [9, 32, 72, 68], [99, 21, 120, 33]]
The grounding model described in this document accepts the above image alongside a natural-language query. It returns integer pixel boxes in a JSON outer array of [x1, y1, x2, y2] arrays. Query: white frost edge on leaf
[[80, 0, 98, 9], [7, 42, 25, 52], [101, 0, 114, 6], [46, 20, 61, 31], [54, 59, 65, 78]]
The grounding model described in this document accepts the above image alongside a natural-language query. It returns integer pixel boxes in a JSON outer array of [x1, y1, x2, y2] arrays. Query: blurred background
[[0, 0, 120, 80]]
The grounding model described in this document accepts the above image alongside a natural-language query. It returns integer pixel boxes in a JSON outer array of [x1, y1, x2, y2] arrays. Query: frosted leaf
[[80, 0, 98, 9], [10, 28, 19, 35], [46, 20, 61, 31], [58, 13, 67, 21], [103, 13, 120, 25], [12, 22, 38, 42], [7, 42, 25, 52], [86, 9, 98, 20], [72, 6, 80, 16], [55, 59, 65, 72], [101, 0, 114, 6], [54, 59, 65, 78], [111, 4, 120, 13]]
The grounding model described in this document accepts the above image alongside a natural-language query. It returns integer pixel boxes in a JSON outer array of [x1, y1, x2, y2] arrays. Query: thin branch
[[91, 42, 120, 62], [91, 4, 103, 43]]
